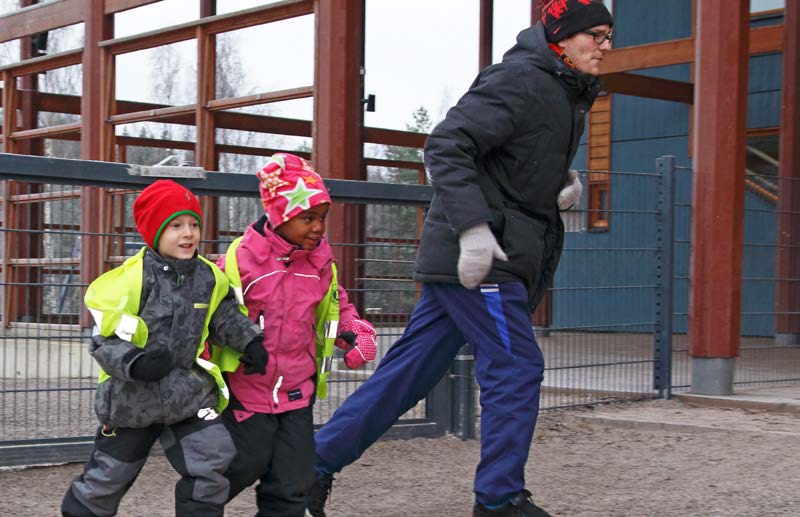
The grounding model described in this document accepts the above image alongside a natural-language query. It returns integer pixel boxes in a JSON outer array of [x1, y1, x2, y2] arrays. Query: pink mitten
[[335, 319, 377, 369]]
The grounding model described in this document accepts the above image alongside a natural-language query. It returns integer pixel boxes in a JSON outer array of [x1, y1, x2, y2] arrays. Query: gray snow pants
[[61, 411, 236, 517]]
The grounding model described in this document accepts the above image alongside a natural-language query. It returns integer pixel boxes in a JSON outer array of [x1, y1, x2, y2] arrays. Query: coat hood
[[502, 22, 601, 97]]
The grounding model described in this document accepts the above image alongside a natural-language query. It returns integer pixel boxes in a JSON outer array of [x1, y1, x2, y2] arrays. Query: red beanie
[[133, 179, 203, 250], [256, 153, 332, 227], [541, 0, 613, 43]]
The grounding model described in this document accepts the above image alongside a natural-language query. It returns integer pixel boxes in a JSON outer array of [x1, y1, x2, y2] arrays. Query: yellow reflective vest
[[84, 247, 233, 412]]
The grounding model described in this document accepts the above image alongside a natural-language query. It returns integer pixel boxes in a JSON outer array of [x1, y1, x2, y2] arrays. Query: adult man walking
[[309, 1, 613, 515]]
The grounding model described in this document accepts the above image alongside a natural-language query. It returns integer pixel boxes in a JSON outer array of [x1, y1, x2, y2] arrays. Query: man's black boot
[[473, 490, 553, 517]]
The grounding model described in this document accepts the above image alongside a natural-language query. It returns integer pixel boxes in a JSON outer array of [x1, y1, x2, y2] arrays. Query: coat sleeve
[[207, 287, 261, 353], [423, 64, 533, 235], [89, 334, 138, 380]]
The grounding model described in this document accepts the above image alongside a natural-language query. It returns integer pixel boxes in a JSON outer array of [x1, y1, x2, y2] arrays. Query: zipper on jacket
[[258, 310, 264, 331]]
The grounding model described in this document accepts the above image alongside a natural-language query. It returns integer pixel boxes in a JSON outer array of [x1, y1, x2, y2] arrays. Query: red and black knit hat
[[541, 0, 613, 43], [133, 179, 203, 250]]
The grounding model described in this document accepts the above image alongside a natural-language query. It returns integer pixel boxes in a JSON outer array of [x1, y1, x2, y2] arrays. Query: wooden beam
[[99, 0, 313, 55], [216, 111, 311, 137], [204, 0, 312, 35], [313, 0, 366, 301], [364, 157, 424, 170], [196, 21, 218, 256], [479, 0, 493, 70], [601, 37, 695, 74], [776, 0, 800, 338], [749, 24, 784, 55], [206, 86, 314, 111], [0, 0, 83, 44], [314, 0, 365, 175], [9, 189, 82, 203], [12, 122, 81, 140], [601, 25, 784, 75], [196, 25, 216, 167], [2, 71, 19, 153], [80, 0, 114, 328], [363, 126, 427, 148], [108, 103, 196, 125], [2, 72, 16, 152], [689, 0, 750, 362], [600, 72, 694, 104], [104, 0, 161, 14], [0, 49, 83, 77]]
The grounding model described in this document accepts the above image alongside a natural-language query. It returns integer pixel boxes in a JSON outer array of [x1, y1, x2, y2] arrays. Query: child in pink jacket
[[219, 153, 376, 516]]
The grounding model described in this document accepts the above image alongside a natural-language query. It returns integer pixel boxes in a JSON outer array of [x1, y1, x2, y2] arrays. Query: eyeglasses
[[582, 30, 613, 45]]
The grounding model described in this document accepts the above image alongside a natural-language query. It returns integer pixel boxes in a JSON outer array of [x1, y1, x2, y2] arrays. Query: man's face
[[558, 24, 612, 76]]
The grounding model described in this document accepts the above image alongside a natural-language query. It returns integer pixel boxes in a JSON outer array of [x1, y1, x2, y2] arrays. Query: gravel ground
[[1, 398, 798, 516]]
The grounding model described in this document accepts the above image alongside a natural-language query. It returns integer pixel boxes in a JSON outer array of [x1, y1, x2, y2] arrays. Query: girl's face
[[157, 214, 200, 260], [275, 203, 330, 250]]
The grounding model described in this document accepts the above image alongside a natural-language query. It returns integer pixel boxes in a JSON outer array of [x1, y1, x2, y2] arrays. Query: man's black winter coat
[[415, 23, 602, 309]]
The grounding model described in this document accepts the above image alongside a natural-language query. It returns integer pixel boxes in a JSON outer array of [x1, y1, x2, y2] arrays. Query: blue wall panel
[[612, 0, 693, 47], [612, 93, 690, 144], [552, 4, 783, 337]]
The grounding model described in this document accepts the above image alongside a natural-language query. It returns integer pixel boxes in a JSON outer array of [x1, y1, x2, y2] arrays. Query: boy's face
[[157, 214, 200, 260], [275, 203, 330, 250]]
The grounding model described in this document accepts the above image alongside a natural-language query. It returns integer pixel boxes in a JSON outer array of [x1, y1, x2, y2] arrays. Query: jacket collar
[[144, 246, 199, 277], [503, 22, 601, 100], [242, 215, 333, 273]]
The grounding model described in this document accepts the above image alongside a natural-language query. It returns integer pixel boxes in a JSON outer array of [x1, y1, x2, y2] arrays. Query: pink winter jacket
[[217, 220, 359, 415]]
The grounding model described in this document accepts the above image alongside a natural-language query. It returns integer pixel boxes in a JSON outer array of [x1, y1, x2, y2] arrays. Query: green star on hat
[[280, 177, 324, 217]]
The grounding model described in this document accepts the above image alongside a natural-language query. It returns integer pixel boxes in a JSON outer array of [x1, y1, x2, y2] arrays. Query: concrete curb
[[674, 392, 800, 415], [575, 414, 800, 437]]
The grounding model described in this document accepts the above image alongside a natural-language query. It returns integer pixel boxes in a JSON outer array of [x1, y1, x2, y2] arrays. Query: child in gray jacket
[[61, 180, 267, 517]]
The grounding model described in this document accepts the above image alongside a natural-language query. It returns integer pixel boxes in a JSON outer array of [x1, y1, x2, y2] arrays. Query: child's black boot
[[305, 471, 334, 517]]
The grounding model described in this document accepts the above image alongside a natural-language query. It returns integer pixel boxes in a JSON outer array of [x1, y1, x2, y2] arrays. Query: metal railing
[[7, 153, 796, 466], [660, 157, 800, 390]]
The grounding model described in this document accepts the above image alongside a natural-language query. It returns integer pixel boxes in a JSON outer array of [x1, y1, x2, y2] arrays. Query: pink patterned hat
[[256, 153, 332, 227]]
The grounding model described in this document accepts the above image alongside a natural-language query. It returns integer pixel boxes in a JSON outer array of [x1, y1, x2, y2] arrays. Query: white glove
[[457, 223, 508, 289], [557, 169, 583, 210]]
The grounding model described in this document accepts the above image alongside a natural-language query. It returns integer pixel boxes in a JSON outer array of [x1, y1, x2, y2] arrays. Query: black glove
[[124, 347, 174, 382], [239, 337, 268, 375]]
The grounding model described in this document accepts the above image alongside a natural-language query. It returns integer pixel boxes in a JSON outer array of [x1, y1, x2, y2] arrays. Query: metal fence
[[538, 166, 667, 408], [662, 158, 800, 391], [5, 153, 796, 467]]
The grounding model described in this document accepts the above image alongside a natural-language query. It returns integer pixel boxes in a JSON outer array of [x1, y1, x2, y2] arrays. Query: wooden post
[[197, 0, 219, 255], [479, 0, 493, 69], [775, 0, 800, 346], [313, 0, 365, 300], [79, 0, 114, 329], [688, 0, 749, 394]]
